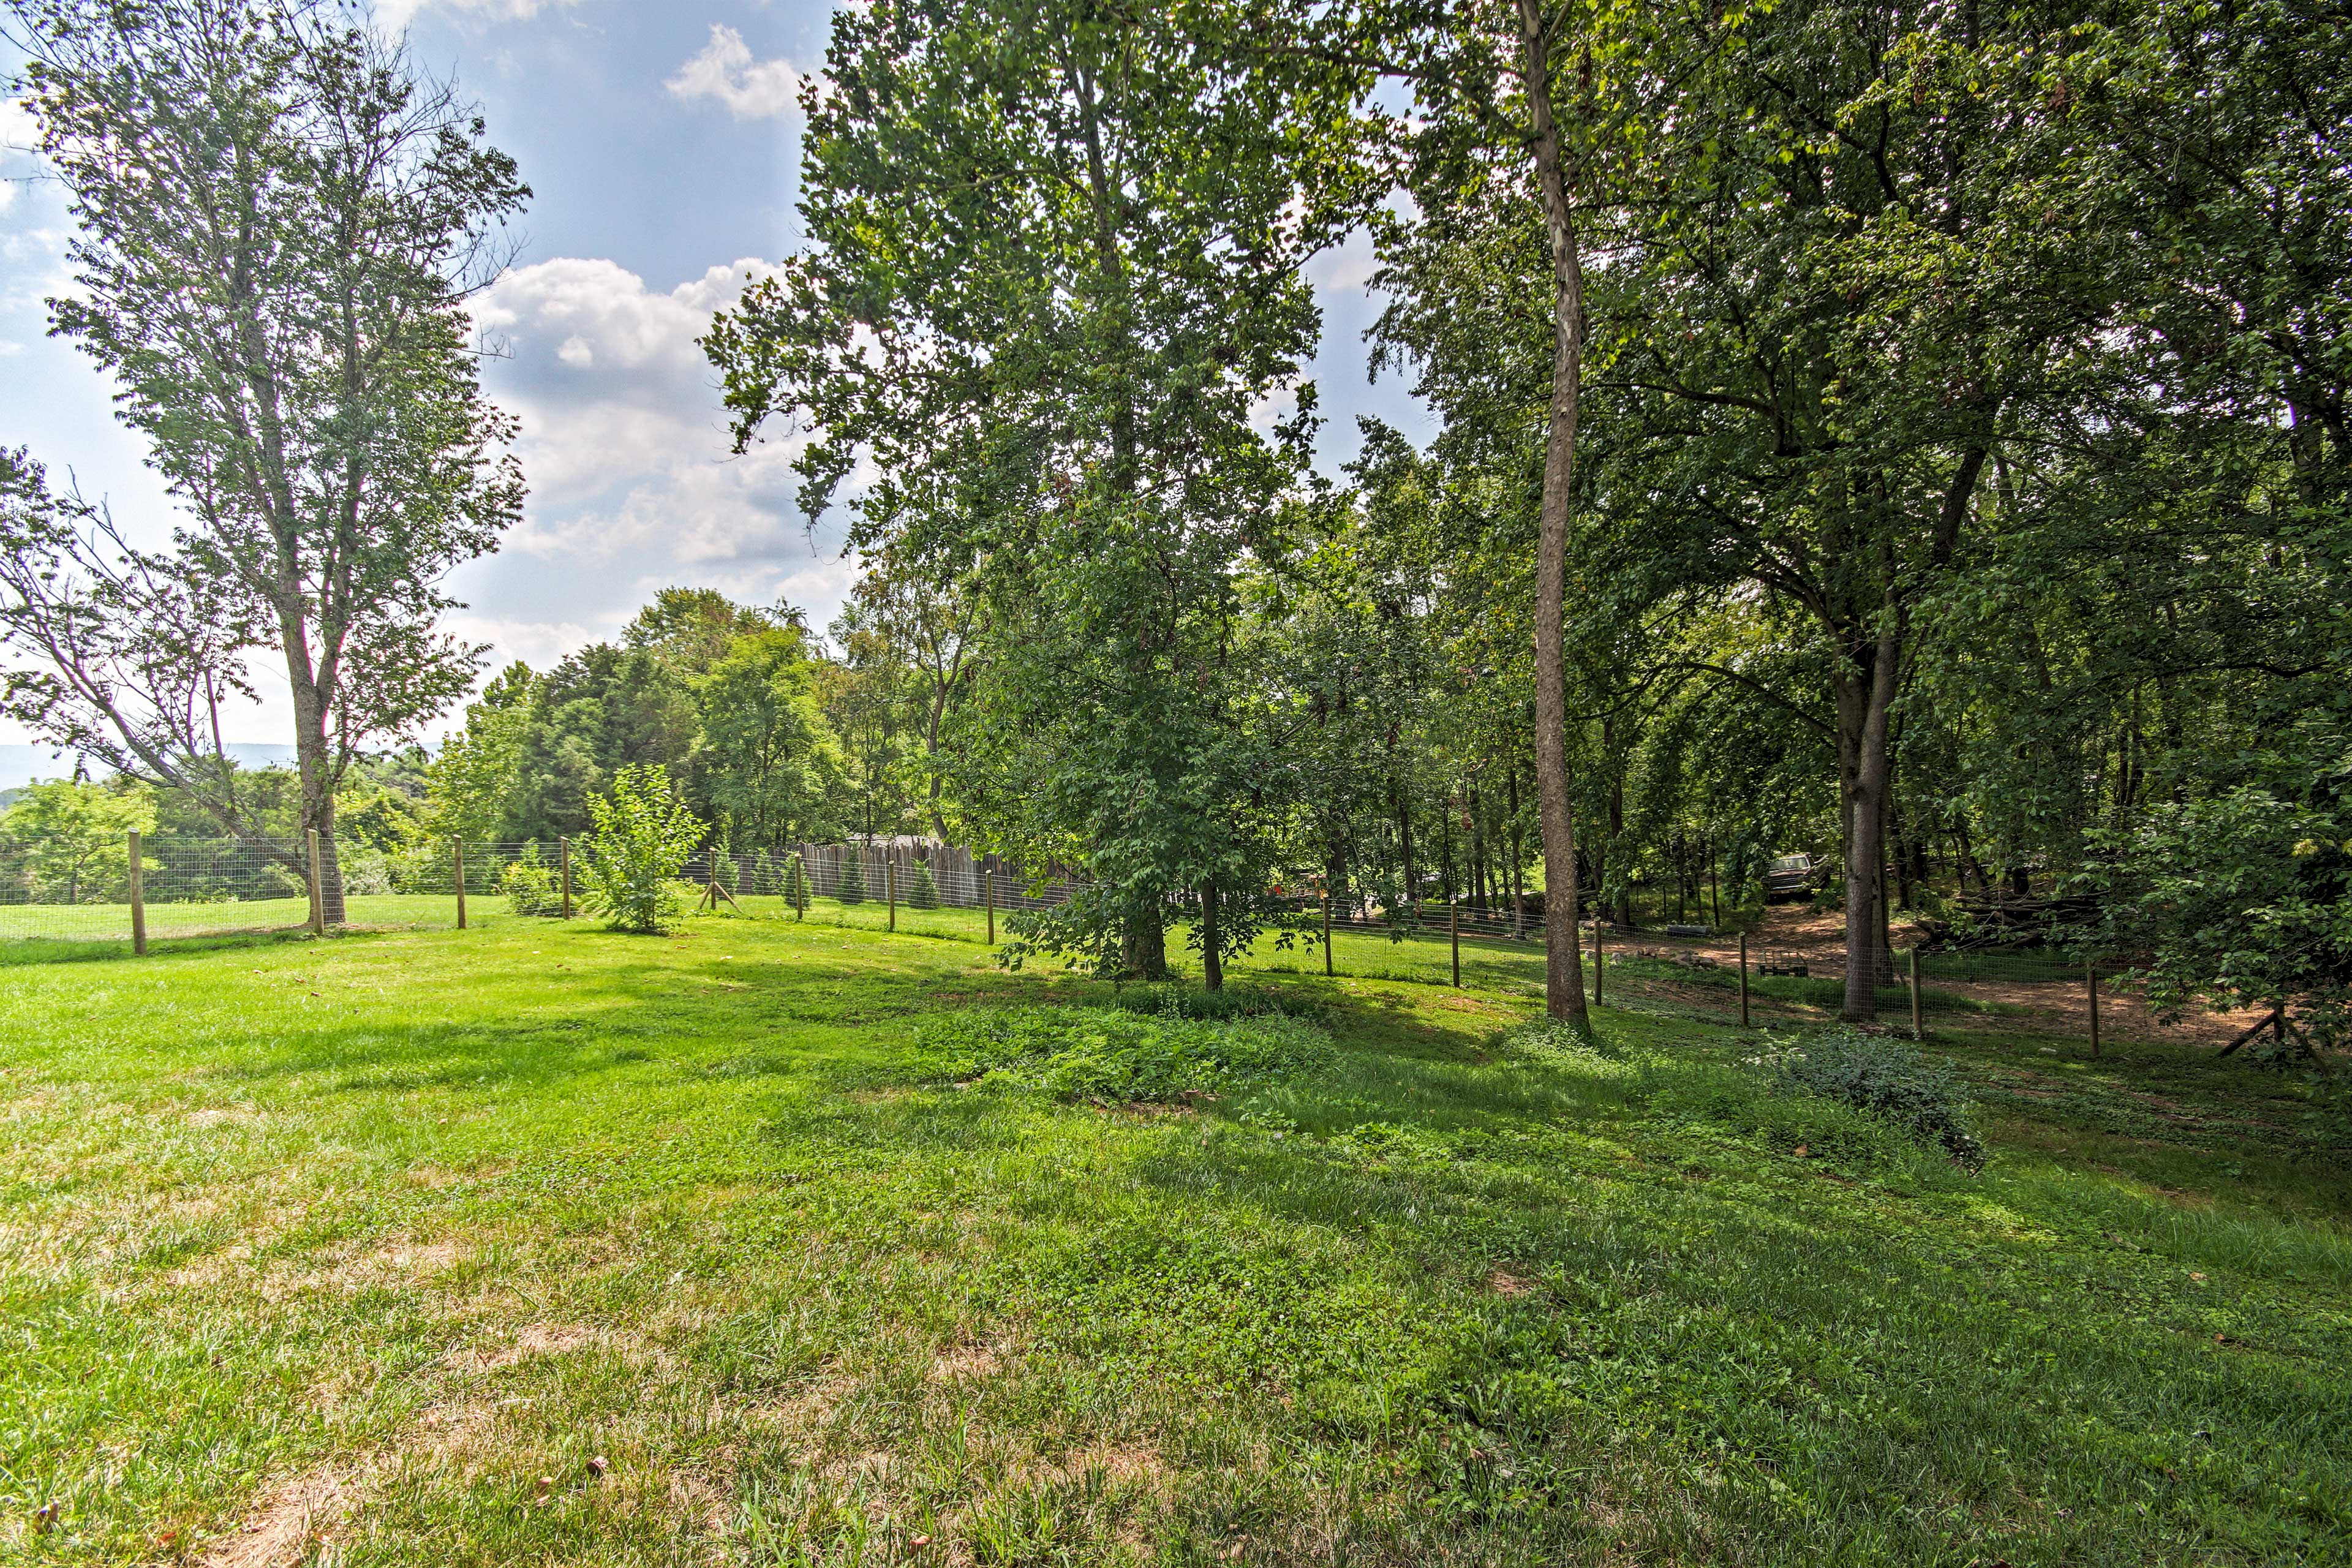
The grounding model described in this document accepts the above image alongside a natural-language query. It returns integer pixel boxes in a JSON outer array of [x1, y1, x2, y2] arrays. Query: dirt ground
[[1612, 907, 2274, 1049]]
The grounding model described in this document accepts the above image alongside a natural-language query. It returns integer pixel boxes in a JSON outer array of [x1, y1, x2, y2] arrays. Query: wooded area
[[1, 4, 2346, 1561], [693, 0, 2352, 1036], [4, 0, 2345, 1040]]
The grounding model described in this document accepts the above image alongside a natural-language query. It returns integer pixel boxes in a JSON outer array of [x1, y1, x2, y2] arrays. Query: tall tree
[[706, 0, 1368, 984], [1262, 0, 1730, 1022], [1, 0, 526, 922]]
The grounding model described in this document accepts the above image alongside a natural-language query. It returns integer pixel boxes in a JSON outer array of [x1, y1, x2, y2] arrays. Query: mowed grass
[[0, 908, 2346, 1566]]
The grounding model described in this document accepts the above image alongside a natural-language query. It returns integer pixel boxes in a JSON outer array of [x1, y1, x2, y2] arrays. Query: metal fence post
[[1450, 900, 1461, 989], [308, 829, 326, 937], [1593, 916, 1605, 1007], [128, 831, 147, 957], [1322, 890, 1334, 977], [453, 840, 467, 931], [559, 837, 573, 919], [2086, 961, 2101, 1058], [1738, 929, 1749, 1028]]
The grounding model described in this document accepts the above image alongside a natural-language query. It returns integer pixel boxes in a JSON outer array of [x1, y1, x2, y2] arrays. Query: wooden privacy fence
[[718, 840, 1082, 919]]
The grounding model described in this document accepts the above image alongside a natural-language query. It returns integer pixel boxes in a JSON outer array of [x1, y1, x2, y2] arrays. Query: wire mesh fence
[[0, 833, 1090, 958], [1, 827, 2133, 1042]]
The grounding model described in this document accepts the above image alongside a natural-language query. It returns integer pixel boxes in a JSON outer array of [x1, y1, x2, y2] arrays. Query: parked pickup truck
[[1762, 853, 1822, 903]]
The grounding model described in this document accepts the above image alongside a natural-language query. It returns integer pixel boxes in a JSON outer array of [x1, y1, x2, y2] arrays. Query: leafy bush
[[916, 1006, 1332, 1104], [1496, 1016, 1627, 1062], [383, 845, 443, 894], [908, 861, 939, 909], [578, 765, 704, 933], [1649, 1063, 1914, 1171], [258, 862, 307, 900], [1106, 984, 1309, 1022], [501, 859, 558, 916], [837, 853, 867, 904], [1766, 1028, 1986, 1169], [339, 849, 394, 897]]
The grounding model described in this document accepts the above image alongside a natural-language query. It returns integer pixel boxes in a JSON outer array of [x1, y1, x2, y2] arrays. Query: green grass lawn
[[1, 908, 2346, 1564]]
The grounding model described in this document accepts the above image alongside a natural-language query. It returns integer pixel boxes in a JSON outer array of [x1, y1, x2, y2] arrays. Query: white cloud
[[0, 96, 40, 214], [668, 25, 802, 121], [470, 255, 823, 574], [443, 612, 602, 674], [376, 0, 579, 26]]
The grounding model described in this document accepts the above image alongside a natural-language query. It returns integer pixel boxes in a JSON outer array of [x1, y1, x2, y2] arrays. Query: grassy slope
[[0, 911, 2345, 1566]]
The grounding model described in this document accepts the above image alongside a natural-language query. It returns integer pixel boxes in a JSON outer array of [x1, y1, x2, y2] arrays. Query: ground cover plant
[[0, 910, 2345, 1566]]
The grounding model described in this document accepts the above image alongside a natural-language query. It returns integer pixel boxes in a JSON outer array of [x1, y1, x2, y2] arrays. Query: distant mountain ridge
[[0, 743, 301, 792]]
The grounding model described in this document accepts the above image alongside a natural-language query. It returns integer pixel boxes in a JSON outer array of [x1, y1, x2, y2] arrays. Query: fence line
[[0, 830, 2128, 1042], [0, 834, 1088, 949]]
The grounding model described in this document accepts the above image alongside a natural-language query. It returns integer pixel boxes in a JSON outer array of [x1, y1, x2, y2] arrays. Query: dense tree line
[[426, 586, 965, 855], [693, 0, 2349, 1035], [6, 0, 2342, 1039]]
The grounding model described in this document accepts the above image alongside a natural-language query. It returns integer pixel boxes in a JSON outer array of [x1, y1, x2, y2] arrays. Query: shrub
[[837, 853, 867, 905], [1107, 984, 1309, 1022], [500, 859, 557, 916], [385, 845, 442, 894], [259, 862, 307, 900], [1767, 1028, 1986, 1169], [578, 765, 704, 933], [908, 860, 940, 910], [339, 848, 393, 897], [916, 1006, 1332, 1104], [1649, 1062, 1913, 1170], [1496, 1016, 1627, 1062]]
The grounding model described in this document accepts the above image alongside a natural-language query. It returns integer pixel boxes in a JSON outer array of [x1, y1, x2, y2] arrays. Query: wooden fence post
[[453, 840, 467, 931], [985, 868, 996, 945], [2086, 961, 2101, 1058], [559, 837, 573, 919], [887, 858, 897, 932], [1738, 929, 1749, 1028], [128, 831, 147, 956], [1910, 945, 1924, 1042], [1322, 890, 1334, 977], [308, 829, 326, 937], [1450, 900, 1461, 989]]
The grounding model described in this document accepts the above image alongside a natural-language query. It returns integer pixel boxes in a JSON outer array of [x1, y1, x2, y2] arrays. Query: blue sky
[[0, 0, 1428, 754]]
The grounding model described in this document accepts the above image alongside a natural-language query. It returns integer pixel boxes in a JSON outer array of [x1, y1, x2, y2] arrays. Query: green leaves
[[577, 764, 706, 935], [4, 0, 527, 884], [703, 0, 1376, 979]]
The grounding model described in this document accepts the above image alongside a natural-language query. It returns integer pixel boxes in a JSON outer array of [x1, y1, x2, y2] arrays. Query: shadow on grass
[[0, 928, 328, 966]]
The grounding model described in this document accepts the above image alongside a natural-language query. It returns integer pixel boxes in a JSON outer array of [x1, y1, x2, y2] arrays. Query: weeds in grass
[[916, 1005, 1332, 1104], [0, 914, 2343, 1564], [1765, 1027, 1988, 1169]]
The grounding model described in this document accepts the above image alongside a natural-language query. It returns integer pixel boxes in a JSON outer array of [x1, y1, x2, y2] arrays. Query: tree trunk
[[1392, 781, 1417, 916], [1507, 766, 1526, 938], [1520, 0, 1590, 1026], [1607, 736, 1630, 928], [1200, 881, 1223, 990], [1439, 797, 1455, 905], [1469, 785, 1487, 911], [1833, 620, 1899, 1021], [1325, 844, 1351, 927], [1122, 905, 1169, 981], [287, 643, 347, 927]]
